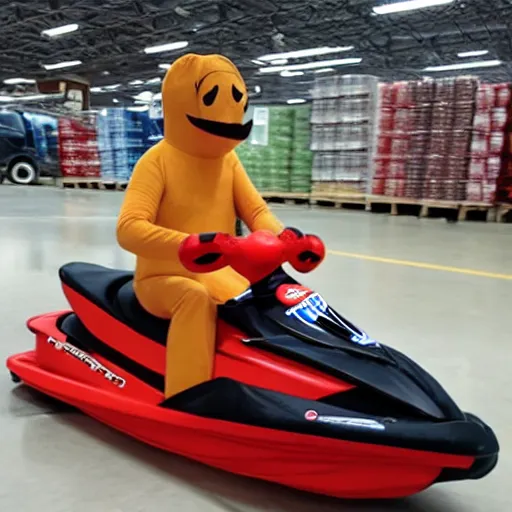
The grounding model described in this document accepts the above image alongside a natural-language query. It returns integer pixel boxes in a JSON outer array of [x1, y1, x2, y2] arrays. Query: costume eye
[[203, 85, 219, 106], [232, 84, 243, 103]]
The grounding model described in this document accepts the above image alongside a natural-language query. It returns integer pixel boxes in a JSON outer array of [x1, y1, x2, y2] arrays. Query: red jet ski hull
[[7, 311, 477, 500]]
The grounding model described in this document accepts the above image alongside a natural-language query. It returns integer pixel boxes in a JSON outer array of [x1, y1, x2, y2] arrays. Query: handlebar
[[178, 228, 325, 284]]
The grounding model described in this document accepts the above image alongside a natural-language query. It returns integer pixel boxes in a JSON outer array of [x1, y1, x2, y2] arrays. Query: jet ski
[[6, 228, 498, 499]]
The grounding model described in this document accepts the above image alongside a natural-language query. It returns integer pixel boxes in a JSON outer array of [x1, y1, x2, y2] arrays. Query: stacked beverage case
[[309, 75, 379, 197], [496, 87, 512, 203], [97, 109, 150, 182], [467, 84, 511, 202], [57, 114, 101, 178], [237, 106, 313, 193], [375, 78, 477, 201], [290, 106, 314, 193]]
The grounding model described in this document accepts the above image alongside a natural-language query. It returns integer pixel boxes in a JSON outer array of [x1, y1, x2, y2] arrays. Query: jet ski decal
[[47, 336, 126, 388], [285, 294, 379, 347], [304, 409, 386, 431]]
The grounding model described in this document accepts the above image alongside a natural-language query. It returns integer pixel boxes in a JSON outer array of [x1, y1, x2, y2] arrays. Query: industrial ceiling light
[[159, 63, 171, 70], [270, 59, 288, 65], [423, 59, 502, 71], [457, 50, 489, 58], [314, 68, 335, 73], [103, 84, 121, 90], [287, 99, 306, 104], [280, 70, 304, 77], [129, 80, 144, 85], [373, 0, 453, 15], [113, 98, 119, 103], [42, 60, 82, 70], [3, 78, 36, 84], [41, 23, 79, 37], [259, 46, 354, 61], [255, 85, 262, 93], [260, 57, 362, 74], [251, 59, 266, 66], [143, 41, 188, 54]]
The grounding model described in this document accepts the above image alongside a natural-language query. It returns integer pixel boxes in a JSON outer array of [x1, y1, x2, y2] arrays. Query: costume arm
[[116, 154, 187, 259], [232, 154, 283, 234]]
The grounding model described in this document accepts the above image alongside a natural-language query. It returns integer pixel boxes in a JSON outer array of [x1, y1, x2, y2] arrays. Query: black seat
[[59, 262, 169, 345]]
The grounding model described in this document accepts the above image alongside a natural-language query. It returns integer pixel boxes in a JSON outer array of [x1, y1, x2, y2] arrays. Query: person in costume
[[116, 53, 283, 398]]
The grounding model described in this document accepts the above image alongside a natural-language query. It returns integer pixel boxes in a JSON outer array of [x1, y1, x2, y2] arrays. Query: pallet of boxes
[[309, 74, 379, 207], [236, 106, 294, 197], [57, 114, 102, 188]]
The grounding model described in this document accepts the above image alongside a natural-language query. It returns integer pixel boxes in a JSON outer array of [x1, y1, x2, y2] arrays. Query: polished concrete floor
[[0, 185, 510, 511]]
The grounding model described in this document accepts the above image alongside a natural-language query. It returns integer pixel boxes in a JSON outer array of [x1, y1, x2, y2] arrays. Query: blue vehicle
[[0, 110, 58, 185]]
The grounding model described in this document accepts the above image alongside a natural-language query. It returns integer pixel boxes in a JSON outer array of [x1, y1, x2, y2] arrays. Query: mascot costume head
[[162, 53, 252, 158]]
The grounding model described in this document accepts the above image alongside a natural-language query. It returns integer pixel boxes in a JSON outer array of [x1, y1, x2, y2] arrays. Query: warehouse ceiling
[[1, 0, 512, 108]]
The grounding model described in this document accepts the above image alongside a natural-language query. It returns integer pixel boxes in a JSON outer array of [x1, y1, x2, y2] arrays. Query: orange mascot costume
[[116, 54, 283, 398]]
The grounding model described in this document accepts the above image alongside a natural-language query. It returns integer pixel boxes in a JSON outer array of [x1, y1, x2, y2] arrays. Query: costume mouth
[[187, 115, 253, 140]]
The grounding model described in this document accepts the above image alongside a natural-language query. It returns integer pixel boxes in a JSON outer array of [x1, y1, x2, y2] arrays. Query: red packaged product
[[494, 84, 511, 107], [373, 159, 389, 179], [393, 109, 410, 132], [372, 177, 386, 195], [390, 137, 408, 156], [468, 158, 486, 180], [489, 132, 504, 155], [486, 157, 502, 180], [379, 108, 395, 131], [491, 108, 507, 131], [475, 85, 495, 111], [473, 112, 491, 132], [470, 133, 489, 156], [377, 136, 392, 156]]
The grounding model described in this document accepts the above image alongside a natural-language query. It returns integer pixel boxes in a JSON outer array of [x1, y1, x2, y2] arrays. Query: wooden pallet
[[366, 195, 499, 221], [309, 193, 367, 210], [496, 203, 512, 223], [261, 192, 310, 205], [58, 178, 128, 191]]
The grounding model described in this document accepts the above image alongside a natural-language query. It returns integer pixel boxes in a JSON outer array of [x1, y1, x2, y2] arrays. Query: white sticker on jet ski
[[285, 292, 328, 324], [304, 410, 385, 431], [47, 337, 126, 388]]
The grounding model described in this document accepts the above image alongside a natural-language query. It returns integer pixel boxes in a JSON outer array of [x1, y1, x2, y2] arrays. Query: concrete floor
[[0, 185, 510, 511]]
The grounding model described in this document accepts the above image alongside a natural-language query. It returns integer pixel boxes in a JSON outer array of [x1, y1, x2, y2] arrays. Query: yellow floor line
[[327, 250, 512, 281]]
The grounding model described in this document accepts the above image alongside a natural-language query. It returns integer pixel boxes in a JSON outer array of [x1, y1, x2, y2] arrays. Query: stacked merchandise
[[58, 114, 101, 178], [422, 77, 476, 201], [373, 81, 415, 197], [468, 84, 511, 203], [373, 77, 477, 201], [97, 109, 148, 182], [310, 74, 379, 197], [290, 106, 313, 193], [237, 106, 294, 193]]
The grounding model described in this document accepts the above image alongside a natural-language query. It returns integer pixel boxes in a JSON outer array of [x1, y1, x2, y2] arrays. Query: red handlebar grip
[[288, 234, 325, 273], [178, 233, 229, 273]]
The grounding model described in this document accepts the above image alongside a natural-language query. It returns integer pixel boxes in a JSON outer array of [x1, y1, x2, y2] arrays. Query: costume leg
[[197, 266, 250, 304], [134, 276, 216, 398]]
